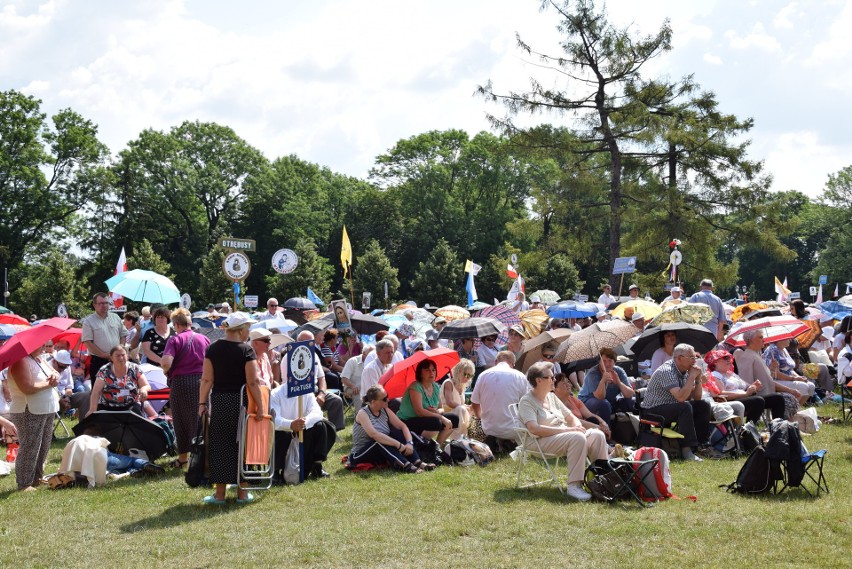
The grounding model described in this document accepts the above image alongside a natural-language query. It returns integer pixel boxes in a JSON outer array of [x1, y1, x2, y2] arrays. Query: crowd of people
[[0, 278, 845, 502]]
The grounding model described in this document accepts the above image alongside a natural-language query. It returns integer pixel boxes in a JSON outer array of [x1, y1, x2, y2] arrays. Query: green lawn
[[3, 404, 850, 569]]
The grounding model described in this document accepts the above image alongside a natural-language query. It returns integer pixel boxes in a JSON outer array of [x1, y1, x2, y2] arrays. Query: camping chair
[[53, 411, 72, 440], [507, 403, 564, 495], [840, 381, 852, 422], [772, 449, 829, 497], [238, 385, 275, 490], [326, 388, 356, 420], [634, 389, 684, 459]]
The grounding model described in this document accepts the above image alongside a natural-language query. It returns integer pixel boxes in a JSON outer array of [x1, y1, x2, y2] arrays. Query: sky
[[2, 0, 850, 197]]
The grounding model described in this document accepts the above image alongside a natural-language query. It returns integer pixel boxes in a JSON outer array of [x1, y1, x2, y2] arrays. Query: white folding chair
[[508, 403, 565, 495]]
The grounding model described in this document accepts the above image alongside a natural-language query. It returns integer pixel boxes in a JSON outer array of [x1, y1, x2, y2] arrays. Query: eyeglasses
[[380, 396, 389, 402], [483, 337, 496, 343], [541, 353, 555, 360], [463, 373, 474, 378]]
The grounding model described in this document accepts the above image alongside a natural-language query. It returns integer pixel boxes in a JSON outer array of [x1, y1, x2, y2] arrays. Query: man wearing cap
[[627, 284, 640, 299], [258, 298, 280, 321], [432, 317, 449, 348], [81, 292, 127, 384], [661, 286, 684, 309], [598, 284, 616, 307], [688, 279, 727, 340], [631, 312, 646, 334], [219, 302, 231, 315]]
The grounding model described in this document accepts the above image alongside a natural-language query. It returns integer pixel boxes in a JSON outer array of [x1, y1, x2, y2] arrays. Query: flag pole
[[348, 263, 356, 312]]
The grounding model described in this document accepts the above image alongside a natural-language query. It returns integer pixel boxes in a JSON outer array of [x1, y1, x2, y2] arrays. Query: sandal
[[414, 460, 436, 471], [202, 495, 226, 505], [236, 492, 255, 504], [169, 458, 188, 469], [404, 463, 424, 474]]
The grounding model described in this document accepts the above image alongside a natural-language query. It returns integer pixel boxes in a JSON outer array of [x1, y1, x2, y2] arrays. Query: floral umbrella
[[531, 290, 561, 305], [434, 305, 471, 322], [518, 309, 549, 339], [650, 303, 713, 327], [472, 305, 521, 347]]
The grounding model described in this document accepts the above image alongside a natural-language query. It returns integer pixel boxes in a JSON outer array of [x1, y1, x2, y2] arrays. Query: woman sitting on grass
[[441, 358, 474, 440], [88, 346, 150, 417], [349, 386, 430, 473], [518, 362, 608, 502], [396, 359, 458, 446]]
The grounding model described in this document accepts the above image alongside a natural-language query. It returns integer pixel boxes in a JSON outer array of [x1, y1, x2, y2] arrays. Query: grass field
[[3, 404, 850, 569]]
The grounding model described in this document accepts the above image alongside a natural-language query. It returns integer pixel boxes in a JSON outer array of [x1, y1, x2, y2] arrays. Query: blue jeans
[[106, 452, 149, 475]]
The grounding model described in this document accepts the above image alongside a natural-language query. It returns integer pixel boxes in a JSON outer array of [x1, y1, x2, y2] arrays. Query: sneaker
[[566, 484, 592, 502]]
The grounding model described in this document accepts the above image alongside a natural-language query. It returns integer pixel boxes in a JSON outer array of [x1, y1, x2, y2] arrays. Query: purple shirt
[[162, 330, 210, 376]]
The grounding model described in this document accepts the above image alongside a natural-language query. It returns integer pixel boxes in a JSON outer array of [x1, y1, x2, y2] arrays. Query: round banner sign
[[223, 251, 251, 281], [272, 248, 299, 275]]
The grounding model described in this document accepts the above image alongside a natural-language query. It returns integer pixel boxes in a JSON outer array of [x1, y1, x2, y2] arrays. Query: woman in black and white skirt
[[198, 312, 263, 505]]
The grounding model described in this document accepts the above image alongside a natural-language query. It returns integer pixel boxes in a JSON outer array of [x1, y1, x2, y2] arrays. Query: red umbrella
[[724, 316, 810, 348], [0, 314, 29, 326], [0, 317, 76, 372], [52, 327, 83, 347], [379, 348, 460, 399]]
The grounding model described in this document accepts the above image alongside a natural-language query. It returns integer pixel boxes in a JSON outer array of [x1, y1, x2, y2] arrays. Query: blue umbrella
[[0, 323, 19, 340], [547, 302, 598, 319], [105, 269, 180, 304]]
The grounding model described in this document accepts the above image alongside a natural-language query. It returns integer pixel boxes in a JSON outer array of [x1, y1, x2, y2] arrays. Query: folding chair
[[507, 403, 564, 495], [840, 381, 852, 422], [772, 449, 829, 497], [238, 385, 275, 490], [326, 388, 356, 420], [53, 412, 72, 440]]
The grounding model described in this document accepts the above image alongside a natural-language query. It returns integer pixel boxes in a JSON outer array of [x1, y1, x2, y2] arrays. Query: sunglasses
[[254, 338, 271, 343], [542, 353, 555, 359], [380, 396, 389, 402]]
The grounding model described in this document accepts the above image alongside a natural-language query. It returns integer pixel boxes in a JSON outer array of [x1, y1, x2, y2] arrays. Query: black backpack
[[726, 446, 774, 494]]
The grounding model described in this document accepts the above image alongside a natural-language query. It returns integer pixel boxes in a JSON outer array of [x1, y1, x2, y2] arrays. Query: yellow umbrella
[[731, 302, 768, 322], [609, 299, 662, 321], [518, 309, 549, 339]]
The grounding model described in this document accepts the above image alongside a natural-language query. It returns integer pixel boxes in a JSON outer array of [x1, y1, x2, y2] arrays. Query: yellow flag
[[464, 259, 473, 273], [340, 226, 352, 271]]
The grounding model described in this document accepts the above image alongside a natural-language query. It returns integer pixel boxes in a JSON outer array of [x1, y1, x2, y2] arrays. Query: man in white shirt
[[598, 284, 616, 307], [360, 339, 395, 396], [258, 298, 280, 321], [341, 345, 375, 400], [470, 351, 530, 453], [661, 286, 684, 309], [627, 284, 640, 299], [269, 384, 336, 480]]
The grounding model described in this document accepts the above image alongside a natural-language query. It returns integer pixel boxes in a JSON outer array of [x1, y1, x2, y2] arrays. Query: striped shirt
[[641, 359, 688, 408], [351, 406, 391, 454]]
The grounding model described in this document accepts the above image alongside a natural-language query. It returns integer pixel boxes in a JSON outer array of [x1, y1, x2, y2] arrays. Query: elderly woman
[[733, 329, 802, 419], [441, 358, 474, 439], [161, 308, 210, 469], [7, 342, 60, 491], [88, 346, 150, 417], [519, 362, 608, 501], [249, 328, 275, 388], [703, 350, 765, 424], [336, 330, 362, 365], [397, 359, 459, 446], [141, 306, 173, 367], [501, 325, 525, 360], [198, 312, 263, 505], [350, 386, 428, 473], [650, 330, 677, 373], [763, 338, 815, 401]]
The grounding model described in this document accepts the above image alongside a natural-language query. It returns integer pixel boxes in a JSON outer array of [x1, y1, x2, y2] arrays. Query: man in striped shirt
[[641, 344, 712, 461]]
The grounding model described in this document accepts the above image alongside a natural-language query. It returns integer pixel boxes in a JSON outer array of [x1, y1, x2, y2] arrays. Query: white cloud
[[762, 131, 850, 196], [703, 53, 723, 65], [808, 1, 852, 65], [724, 22, 782, 53], [773, 2, 798, 29]]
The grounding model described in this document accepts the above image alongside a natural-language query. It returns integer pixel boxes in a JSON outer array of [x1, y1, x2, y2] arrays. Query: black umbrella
[[73, 410, 170, 459], [306, 313, 391, 336], [622, 322, 718, 361], [284, 297, 318, 310], [436, 317, 505, 340], [740, 308, 783, 321]]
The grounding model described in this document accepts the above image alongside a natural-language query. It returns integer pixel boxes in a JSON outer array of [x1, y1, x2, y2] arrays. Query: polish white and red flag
[[111, 247, 127, 308]]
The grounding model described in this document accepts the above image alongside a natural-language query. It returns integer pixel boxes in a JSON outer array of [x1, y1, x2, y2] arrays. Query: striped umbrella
[[724, 316, 811, 348], [472, 305, 520, 347]]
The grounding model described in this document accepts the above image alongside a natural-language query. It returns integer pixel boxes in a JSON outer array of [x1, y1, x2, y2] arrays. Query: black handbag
[[185, 415, 208, 488]]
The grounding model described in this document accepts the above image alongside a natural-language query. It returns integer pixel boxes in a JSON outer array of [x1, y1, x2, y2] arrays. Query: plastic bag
[[284, 437, 300, 485]]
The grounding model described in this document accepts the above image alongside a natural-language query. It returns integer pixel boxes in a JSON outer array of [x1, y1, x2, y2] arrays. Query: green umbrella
[[0, 306, 11, 315]]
